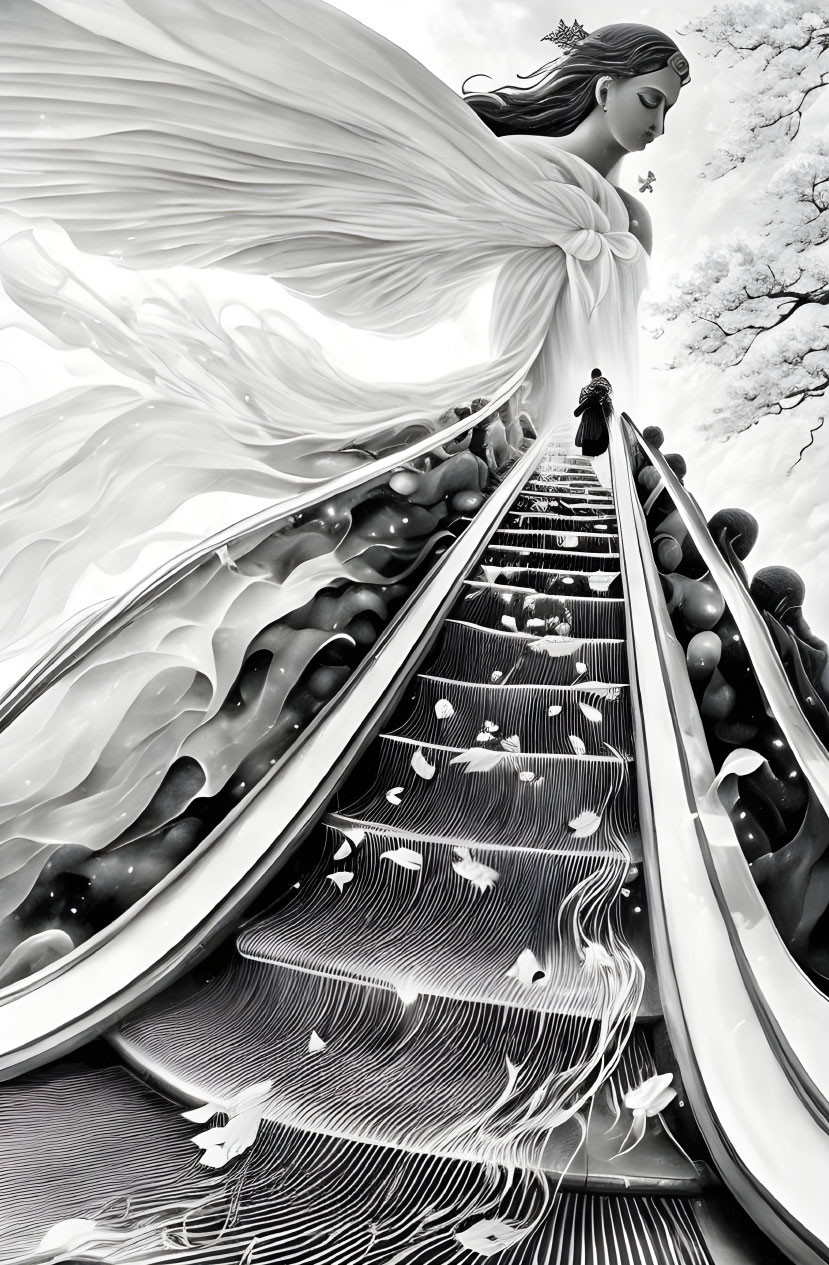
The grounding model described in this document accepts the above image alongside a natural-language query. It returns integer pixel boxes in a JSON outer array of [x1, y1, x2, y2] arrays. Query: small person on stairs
[[574, 368, 614, 486]]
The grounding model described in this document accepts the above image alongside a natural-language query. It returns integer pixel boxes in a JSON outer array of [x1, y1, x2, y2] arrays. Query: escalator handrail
[[623, 414, 829, 819], [0, 346, 544, 732], [609, 413, 829, 1265], [617, 419, 829, 1140], [0, 430, 550, 1081]]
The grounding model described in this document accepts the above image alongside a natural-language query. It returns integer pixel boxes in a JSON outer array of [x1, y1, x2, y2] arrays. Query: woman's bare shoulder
[[612, 187, 653, 256]]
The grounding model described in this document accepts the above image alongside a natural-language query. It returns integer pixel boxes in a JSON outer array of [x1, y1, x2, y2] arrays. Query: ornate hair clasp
[[542, 19, 589, 52], [667, 50, 691, 85]]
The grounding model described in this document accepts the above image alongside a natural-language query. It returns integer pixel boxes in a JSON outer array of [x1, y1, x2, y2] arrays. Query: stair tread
[[391, 675, 631, 756], [238, 828, 635, 1016], [0, 1057, 720, 1262], [323, 811, 636, 860], [427, 622, 629, 686], [455, 586, 625, 640], [116, 961, 675, 1178], [336, 739, 638, 846]]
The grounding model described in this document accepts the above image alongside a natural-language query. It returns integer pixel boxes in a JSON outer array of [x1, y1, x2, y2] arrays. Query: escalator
[[0, 441, 785, 1265]]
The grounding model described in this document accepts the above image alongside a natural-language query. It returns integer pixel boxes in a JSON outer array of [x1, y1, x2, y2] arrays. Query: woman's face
[[603, 67, 682, 153]]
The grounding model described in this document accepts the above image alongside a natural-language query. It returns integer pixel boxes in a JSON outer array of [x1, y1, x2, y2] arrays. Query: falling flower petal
[[386, 786, 405, 805], [589, 571, 619, 593], [710, 748, 765, 793], [506, 947, 547, 987], [625, 1073, 677, 1116], [484, 720, 500, 732], [575, 661, 587, 676], [333, 841, 352, 861], [557, 533, 579, 549], [40, 1221, 100, 1252], [453, 846, 500, 893], [434, 699, 455, 720], [339, 825, 366, 846], [570, 809, 602, 838], [450, 747, 506, 773], [547, 704, 563, 717], [456, 1219, 529, 1257], [569, 735, 587, 757], [327, 871, 354, 892], [527, 636, 576, 657], [501, 614, 518, 631], [189, 1080, 273, 1169], [491, 670, 504, 682], [411, 747, 436, 780], [579, 701, 603, 725], [380, 847, 423, 871], [308, 1030, 327, 1054], [518, 770, 535, 782]]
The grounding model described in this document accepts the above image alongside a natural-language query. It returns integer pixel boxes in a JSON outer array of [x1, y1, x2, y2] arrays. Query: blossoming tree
[[654, 0, 829, 437]]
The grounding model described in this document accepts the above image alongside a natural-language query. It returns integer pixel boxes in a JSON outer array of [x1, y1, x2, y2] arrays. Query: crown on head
[[542, 19, 589, 52]]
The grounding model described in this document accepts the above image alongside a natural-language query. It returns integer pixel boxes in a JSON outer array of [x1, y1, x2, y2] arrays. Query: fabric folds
[[0, 0, 648, 931]]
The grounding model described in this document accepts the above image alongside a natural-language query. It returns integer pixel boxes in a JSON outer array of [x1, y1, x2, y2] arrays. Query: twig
[[787, 414, 825, 475]]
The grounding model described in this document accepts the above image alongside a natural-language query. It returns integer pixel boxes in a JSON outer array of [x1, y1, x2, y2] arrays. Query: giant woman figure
[[0, 3, 689, 978]]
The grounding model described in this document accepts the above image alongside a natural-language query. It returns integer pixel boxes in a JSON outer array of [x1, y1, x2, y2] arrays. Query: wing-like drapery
[[0, 0, 647, 937]]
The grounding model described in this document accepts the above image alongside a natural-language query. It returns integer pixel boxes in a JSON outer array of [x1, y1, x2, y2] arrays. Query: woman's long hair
[[463, 24, 688, 137]]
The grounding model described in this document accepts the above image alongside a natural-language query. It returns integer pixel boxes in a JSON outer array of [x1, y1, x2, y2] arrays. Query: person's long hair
[[463, 24, 688, 137]]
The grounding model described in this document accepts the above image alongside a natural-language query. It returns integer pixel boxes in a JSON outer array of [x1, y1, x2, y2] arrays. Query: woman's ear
[[595, 75, 612, 113]]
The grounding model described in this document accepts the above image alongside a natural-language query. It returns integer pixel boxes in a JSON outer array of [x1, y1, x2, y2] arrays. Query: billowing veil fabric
[[0, 0, 647, 920], [0, 0, 646, 655]]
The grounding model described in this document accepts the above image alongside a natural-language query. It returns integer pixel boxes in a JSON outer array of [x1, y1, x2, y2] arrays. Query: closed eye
[[638, 92, 664, 110]]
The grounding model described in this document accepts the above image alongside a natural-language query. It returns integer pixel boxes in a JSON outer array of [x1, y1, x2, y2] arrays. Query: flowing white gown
[[0, 0, 647, 929]]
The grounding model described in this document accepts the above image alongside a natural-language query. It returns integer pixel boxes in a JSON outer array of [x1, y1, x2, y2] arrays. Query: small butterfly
[[638, 171, 656, 193]]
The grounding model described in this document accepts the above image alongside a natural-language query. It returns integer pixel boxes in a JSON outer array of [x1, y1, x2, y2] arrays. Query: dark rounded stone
[[664, 452, 687, 481], [750, 565, 806, 615], [708, 508, 759, 559]]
